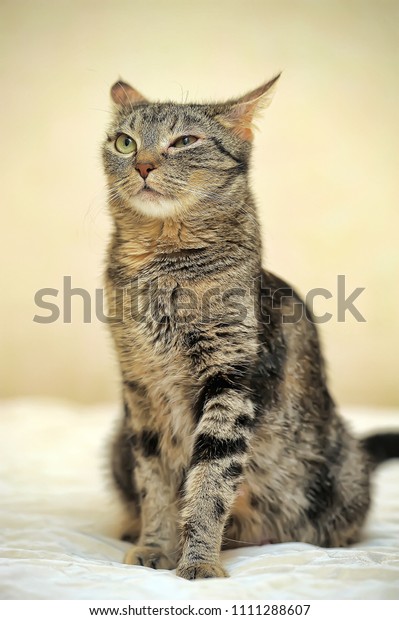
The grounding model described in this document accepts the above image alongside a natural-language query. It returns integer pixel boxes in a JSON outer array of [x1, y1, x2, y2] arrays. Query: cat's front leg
[[176, 369, 254, 580], [122, 396, 178, 570], [127, 456, 178, 571], [123, 444, 178, 569]]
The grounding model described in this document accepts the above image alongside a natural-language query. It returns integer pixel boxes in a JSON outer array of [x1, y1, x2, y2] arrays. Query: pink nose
[[135, 162, 156, 179]]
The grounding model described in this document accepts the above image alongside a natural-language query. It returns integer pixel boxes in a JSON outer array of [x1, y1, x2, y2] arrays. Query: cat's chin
[[130, 192, 181, 219]]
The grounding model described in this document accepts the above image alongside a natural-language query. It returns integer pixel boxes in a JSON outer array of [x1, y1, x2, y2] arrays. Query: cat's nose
[[135, 162, 156, 179]]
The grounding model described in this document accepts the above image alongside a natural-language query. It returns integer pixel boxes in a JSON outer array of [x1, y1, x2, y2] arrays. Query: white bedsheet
[[0, 399, 398, 600]]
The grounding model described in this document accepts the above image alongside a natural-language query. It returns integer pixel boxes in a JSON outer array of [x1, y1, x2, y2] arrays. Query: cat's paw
[[176, 562, 228, 580], [124, 545, 176, 570]]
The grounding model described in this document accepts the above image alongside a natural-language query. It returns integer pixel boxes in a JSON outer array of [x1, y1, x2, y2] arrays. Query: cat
[[102, 76, 399, 580]]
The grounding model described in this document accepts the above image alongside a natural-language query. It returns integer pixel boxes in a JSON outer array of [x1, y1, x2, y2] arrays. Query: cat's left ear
[[110, 80, 148, 107], [216, 73, 281, 141]]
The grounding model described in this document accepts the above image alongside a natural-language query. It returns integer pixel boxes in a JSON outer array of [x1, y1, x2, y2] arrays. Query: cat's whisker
[[222, 536, 260, 546], [164, 181, 261, 228], [89, 108, 112, 114]]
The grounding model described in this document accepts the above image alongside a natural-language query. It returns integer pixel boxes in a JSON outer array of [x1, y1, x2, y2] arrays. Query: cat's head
[[102, 75, 280, 219]]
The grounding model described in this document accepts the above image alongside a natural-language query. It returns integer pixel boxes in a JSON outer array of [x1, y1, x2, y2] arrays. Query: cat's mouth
[[138, 185, 162, 198], [131, 185, 182, 218]]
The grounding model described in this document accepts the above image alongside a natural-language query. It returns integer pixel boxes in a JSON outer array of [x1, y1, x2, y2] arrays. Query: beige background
[[0, 0, 398, 406]]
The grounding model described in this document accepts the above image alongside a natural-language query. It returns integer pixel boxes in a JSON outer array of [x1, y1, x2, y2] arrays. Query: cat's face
[[102, 77, 279, 219]]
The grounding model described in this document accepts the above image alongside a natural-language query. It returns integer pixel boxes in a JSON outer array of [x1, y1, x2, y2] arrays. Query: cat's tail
[[361, 432, 399, 468]]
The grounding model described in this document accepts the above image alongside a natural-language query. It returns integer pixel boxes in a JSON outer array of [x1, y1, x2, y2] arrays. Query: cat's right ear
[[110, 81, 148, 107]]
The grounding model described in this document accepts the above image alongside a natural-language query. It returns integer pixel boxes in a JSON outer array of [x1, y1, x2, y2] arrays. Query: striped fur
[[102, 78, 394, 580]]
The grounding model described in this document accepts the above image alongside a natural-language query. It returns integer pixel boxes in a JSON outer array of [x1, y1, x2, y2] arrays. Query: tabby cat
[[102, 76, 399, 580]]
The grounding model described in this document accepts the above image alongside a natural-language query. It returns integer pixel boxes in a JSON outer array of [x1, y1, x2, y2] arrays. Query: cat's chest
[[118, 249, 214, 363], [118, 265, 194, 383]]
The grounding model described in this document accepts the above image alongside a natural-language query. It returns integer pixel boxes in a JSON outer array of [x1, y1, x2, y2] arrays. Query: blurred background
[[0, 0, 398, 407]]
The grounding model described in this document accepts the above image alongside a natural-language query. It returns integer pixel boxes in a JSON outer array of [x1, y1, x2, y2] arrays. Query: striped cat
[[102, 76, 399, 580]]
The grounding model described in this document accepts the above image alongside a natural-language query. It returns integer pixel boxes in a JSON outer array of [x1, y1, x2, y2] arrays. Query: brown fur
[[102, 76, 397, 580]]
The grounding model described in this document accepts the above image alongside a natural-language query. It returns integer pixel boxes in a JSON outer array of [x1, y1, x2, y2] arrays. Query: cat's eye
[[115, 133, 137, 155], [171, 135, 198, 148]]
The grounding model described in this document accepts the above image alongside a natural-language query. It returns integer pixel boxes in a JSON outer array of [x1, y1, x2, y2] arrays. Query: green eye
[[115, 133, 137, 154], [172, 135, 198, 148]]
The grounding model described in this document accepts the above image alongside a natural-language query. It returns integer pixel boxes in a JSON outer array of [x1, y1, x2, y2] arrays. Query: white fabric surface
[[0, 399, 398, 600]]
